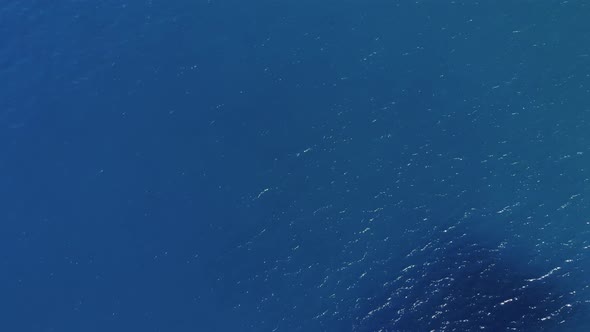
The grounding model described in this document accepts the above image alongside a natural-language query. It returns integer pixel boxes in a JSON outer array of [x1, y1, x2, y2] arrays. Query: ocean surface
[[2, 1, 590, 331]]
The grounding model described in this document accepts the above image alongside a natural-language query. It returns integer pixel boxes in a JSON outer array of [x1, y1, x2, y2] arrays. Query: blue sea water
[[2, 1, 590, 331]]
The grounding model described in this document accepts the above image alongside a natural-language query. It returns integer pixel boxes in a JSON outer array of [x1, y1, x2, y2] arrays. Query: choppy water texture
[[1, 1, 590, 331]]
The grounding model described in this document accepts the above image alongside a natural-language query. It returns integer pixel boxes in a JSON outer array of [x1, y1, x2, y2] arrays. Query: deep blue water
[[2, 1, 590, 331]]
